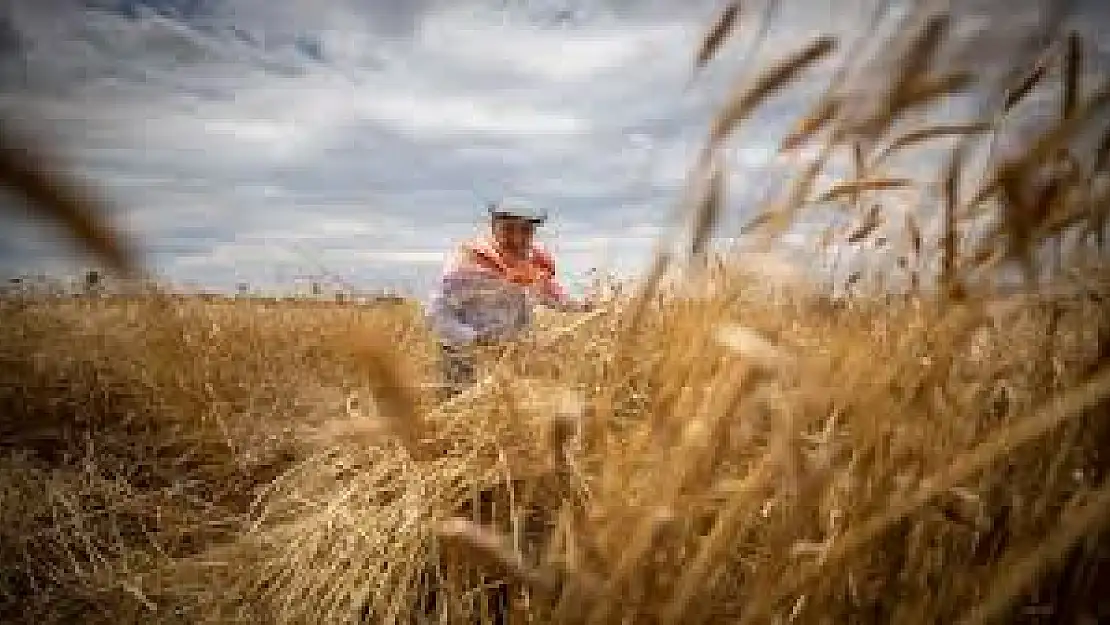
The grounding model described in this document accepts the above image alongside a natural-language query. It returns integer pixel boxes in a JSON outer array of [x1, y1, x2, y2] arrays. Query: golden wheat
[[2, 1, 1109, 624]]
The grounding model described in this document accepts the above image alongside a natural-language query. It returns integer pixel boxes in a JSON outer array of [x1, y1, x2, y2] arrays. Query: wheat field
[[2, 0, 1110, 623]]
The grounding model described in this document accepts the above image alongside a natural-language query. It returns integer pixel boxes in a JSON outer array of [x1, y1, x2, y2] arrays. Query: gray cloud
[[2, 0, 1108, 294]]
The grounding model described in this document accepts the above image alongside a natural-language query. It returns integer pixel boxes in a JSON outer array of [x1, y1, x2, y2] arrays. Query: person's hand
[[570, 298, 597, 313]]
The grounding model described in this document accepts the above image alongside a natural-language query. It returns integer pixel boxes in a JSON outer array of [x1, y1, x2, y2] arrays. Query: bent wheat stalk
[[955, 481, 1110, 625], [0, 124, 139, 277], [740, 365, 1110, 624]]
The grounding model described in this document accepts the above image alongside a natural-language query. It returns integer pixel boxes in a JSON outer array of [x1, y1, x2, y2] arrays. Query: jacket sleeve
[[425, 246, 480, 346], [427, 280, 479, 346], [532, 251, 583, 312]]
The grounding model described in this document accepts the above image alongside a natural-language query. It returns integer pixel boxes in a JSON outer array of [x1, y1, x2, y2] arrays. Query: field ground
[[2, 272, 1108, 624]]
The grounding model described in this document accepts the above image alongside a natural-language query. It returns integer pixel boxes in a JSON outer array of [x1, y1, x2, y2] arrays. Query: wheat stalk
[[0, 125, 139, 278]]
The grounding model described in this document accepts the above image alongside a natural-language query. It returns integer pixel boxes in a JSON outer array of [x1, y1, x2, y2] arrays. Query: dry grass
[[3, 0, 1110, 623], [3, 280, 1108, 624]]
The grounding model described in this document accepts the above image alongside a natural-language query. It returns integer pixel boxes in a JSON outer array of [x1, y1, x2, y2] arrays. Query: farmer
[[426, 199, 593, 396]]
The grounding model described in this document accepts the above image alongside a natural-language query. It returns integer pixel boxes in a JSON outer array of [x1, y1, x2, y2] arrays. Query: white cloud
[[419, 8, 681, 82], [358, 88, 588, 138]]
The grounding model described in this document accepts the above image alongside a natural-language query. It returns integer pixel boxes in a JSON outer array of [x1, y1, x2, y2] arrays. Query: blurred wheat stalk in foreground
[[2, 0, 1110, 624]]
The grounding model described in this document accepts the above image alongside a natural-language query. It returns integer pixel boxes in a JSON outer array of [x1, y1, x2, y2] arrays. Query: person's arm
[[537, 282, 590, 312], [426, 276, 480, 346], [426, 245, 484, 346], [532, 255, 594, 313]]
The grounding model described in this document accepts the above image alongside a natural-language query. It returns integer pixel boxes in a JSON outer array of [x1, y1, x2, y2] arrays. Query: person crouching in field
[[426, 199, 593, 397]]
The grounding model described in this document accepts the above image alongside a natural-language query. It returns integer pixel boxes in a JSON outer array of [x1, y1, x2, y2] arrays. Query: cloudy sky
[[1, 0, 1107, 295]]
